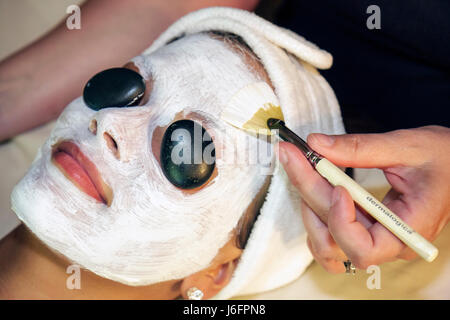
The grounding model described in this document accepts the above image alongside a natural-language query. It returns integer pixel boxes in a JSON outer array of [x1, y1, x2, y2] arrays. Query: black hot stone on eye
[[83, 68, 145, 111], [161, 120, 215, 189]]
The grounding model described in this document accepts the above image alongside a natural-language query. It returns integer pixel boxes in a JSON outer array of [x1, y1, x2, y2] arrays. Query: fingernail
[[311, 133, 334, 147], [277, 145, 288, 165], [331, 187, 341, 206]]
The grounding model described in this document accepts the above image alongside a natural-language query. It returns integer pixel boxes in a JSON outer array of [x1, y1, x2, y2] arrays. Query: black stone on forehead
[[83, 68, 145, 111]]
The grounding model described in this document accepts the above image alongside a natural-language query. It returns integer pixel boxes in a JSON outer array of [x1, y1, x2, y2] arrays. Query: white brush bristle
[[221, 82, 284, 135]]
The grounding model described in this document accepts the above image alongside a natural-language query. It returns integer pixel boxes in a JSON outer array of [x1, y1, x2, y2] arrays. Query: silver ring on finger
[[343, 260, 356, 275]]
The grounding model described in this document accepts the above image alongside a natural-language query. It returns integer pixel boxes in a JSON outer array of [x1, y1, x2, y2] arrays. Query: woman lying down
[[0, 8, 344, 299]]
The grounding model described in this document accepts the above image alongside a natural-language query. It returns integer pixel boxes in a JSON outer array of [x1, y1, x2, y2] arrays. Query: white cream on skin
[[11, 34, 273, 286]]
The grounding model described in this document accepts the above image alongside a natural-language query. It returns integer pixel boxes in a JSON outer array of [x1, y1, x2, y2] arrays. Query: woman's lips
[[51, 141, 113, 206]]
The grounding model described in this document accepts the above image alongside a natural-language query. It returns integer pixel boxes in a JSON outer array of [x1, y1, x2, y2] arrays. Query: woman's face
[[11, 33, 274, 286]]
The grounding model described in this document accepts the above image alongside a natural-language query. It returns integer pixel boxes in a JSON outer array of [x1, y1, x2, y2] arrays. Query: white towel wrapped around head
[[142, 7, 345, 299]]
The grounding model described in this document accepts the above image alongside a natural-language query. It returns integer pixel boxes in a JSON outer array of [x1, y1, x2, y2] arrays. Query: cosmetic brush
[[222, 82, 438, 262]]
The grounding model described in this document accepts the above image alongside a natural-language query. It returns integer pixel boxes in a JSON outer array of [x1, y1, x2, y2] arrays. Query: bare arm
[[0, 0, 259, 141]]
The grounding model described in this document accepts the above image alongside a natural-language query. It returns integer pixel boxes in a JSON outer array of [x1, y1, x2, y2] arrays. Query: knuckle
[[315, 244, 336, 259], [421, 125, 440, 132], [322, 261, 344, 274], [391, 128, 411, 139], [347, 135, 362, 157], [291, 175, 303, 191], [389, 129, 418, 149], [395, 126, 447, 149], [327, 211, 340, 230], [418, 125, 447, 135]]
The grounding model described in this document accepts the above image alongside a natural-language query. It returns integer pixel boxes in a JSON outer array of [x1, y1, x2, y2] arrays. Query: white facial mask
[[11, 34, 274, 286]]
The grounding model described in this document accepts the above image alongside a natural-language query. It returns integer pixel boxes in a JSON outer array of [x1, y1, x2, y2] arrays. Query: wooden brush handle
[[315, 158, 439, 262]]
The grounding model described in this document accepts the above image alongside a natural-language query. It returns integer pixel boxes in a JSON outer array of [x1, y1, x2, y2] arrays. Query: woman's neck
[[0, 225, 181, 299]]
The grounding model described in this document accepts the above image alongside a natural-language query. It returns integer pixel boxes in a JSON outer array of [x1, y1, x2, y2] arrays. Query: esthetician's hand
[[278, 125, 450, 273]]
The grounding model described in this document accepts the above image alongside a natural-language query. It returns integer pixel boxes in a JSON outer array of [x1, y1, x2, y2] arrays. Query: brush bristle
[[221, 82, 284, 135]]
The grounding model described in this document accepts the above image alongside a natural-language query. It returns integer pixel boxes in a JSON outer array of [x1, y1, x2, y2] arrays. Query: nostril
[[103, 132, 119, 159], [89, 119, 97, 135]]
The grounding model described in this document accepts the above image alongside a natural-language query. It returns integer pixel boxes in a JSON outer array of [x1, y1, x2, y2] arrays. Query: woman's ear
[[180, 259, 238, 300], [180, 236, 242, 300]]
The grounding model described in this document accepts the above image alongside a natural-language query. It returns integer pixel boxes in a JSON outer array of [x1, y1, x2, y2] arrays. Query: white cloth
[[144, 7, 345, 299]]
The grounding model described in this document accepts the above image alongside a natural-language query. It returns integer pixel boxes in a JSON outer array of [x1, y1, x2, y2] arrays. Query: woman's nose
[[88, 118, 120, 159], [83, 68, 145, 111]]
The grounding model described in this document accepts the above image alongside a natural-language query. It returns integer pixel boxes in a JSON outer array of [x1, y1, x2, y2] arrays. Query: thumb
[[307, 130, 421, 168]]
